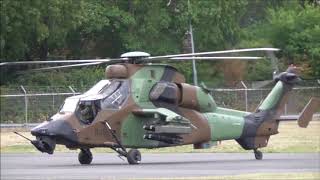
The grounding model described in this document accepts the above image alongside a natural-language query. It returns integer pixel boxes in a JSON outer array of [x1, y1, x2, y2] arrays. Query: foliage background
[[0, 0, 319, 87]]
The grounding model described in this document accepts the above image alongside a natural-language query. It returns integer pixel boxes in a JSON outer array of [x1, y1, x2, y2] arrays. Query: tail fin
[[236, 66, 302, 150], [257, 66, 300, 115]]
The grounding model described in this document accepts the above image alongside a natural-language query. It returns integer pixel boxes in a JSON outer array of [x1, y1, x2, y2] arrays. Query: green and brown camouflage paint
[[30, 64, 302, 152]]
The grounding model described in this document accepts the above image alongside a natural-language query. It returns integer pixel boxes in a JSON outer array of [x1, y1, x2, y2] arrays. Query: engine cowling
[[149, 82, 216, 112], [149, 82, 181, 104], [105, 65, 128, 79], [178, 83, 217, 112]]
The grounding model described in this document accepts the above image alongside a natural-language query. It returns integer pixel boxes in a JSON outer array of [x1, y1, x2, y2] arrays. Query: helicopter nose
[[31, 122, 50, 136], [31, 119, 77, 143]]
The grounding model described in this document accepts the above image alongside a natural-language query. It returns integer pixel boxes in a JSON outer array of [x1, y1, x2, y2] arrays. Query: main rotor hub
[[120, 51, 150, 59], [120, 51, 150, 64]]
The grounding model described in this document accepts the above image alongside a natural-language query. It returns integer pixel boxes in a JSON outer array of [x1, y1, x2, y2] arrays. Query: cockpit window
[[83, 80, 110, 96], [73, 80, 129, 124], [100, 80, 129, 109], [59, 98, 79, 113], [77, 101, 99, 124], [99, 81, 121, 97]]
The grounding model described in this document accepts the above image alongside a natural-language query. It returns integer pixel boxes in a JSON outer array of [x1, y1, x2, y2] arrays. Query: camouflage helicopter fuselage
[[30, 63, 315, 162]]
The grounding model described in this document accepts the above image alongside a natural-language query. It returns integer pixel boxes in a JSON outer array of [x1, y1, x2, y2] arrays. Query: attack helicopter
[[1, 48, 319, 165]]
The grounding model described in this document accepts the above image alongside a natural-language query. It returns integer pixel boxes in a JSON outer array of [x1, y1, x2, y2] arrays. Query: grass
[[138, 172, 320, 180], [1, 121, 319, 153]]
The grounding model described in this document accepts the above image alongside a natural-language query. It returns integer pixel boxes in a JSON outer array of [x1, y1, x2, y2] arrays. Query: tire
[[127, 149, 141, 165], [254, 150, 263, 160], [78, 149, 93, 165]]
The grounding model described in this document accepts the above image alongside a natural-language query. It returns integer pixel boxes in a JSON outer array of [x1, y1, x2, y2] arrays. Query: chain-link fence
[[212, 86, 320, 113], [0, 86, 88, 124], [1, 82, 319, 124]]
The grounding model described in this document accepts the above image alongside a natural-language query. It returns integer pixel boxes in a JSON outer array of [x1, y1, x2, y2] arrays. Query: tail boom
[[236, 67, 302, 150]]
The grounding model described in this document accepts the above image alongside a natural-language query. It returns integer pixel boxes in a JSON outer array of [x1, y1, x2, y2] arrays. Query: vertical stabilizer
[[256, 66, 300, 115], [236, 66, 300, 150]]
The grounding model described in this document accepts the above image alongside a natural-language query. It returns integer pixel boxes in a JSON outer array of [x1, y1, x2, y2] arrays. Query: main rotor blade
[[32, 62, 104, 71], [147, 48, 279, 60], [170, 56, 263, 60], [0, 47, 279, 68], [0, 58, 125, 66]]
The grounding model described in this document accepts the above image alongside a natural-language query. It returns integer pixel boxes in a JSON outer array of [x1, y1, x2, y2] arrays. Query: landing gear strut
[[254, 149, 263, 160], [78, 148, 93, 164], [106, 122, 141, 164]]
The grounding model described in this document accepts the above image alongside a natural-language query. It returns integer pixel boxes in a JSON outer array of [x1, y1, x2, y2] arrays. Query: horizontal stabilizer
[[276, 97, 320, 128], [277, 115, 299, 121]]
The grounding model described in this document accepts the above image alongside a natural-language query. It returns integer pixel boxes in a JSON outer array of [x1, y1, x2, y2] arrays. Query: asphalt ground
[[1, 153, 319, 180]]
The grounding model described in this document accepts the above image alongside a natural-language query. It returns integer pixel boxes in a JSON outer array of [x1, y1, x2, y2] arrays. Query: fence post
[[20, 85, 28, 124], [284, 103, 287, 115], [241, 81, 248, 112], [69, 86, 76, 96], [52, 94, 55, 111]]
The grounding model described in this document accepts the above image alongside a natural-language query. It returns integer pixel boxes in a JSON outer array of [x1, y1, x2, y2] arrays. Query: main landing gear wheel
[[127, 149, 141, 165], [78, 148, 93, 165], [254, 149, 263, 160]]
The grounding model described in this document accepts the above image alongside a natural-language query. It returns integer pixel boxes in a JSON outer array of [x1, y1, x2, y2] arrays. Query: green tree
[[1, 0, 85, 61], [188, 0, 248, 85], [240, 1, 320, 79], [191, 0, 248, 50], [118, 0, 185, 55], [5, 0, 318, 87], [65, 0, 134, 58], [267, 3, 320, 77]]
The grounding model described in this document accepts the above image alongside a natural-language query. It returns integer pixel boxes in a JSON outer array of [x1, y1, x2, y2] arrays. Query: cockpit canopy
[[58, 80, 129, 124], [98, 80, 129, 109], [60, 80, 129, 111]]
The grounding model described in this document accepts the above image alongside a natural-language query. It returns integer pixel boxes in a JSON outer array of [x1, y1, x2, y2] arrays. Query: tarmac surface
[[1, 152, 319, 179]]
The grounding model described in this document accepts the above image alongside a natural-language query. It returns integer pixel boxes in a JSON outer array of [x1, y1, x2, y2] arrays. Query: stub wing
[[132, 108, 194, 134], [132, 108, 190, 124], [276, 97, 320, 128]]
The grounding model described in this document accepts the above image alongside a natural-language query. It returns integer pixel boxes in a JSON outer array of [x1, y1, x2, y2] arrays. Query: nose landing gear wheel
[[254, 149, 263, 160], [78, 148, 93, 164], [127, 149, 141, 165]]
